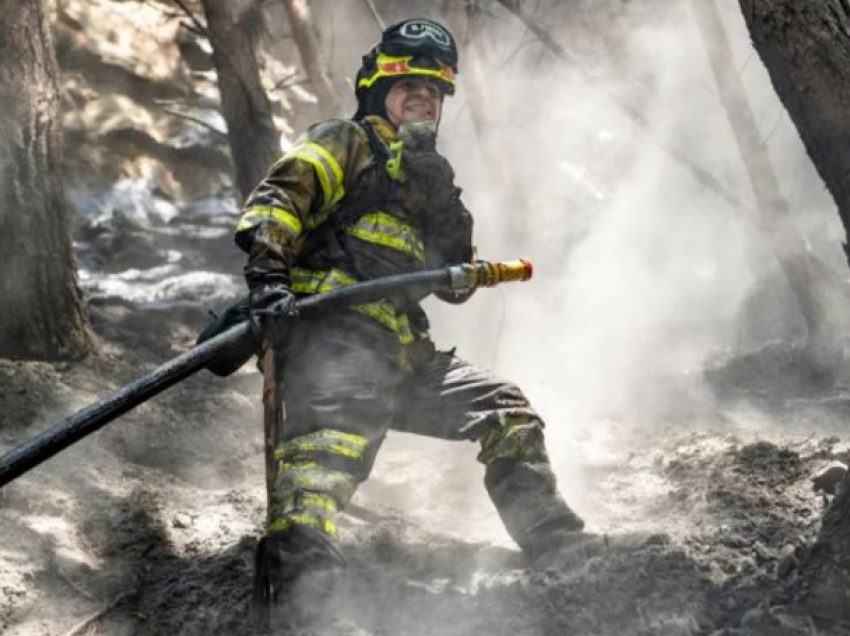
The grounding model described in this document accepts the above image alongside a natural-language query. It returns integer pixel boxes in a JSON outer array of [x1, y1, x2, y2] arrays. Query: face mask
[[398, 120, 438, 152]]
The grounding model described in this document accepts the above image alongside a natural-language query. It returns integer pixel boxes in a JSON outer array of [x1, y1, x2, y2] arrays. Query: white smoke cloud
[[357, 0, 846, 541]]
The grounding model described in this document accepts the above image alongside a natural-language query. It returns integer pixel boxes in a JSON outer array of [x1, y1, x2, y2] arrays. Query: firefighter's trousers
[[265, 314, 583, 576]]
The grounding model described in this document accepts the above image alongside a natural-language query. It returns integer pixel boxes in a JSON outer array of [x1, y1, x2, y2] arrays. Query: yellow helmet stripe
[[358, 53, 456, 91]]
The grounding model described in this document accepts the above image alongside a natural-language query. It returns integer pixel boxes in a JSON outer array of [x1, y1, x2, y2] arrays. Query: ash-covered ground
[[4, 1, 850, 634], [2, 203, 849, 636]]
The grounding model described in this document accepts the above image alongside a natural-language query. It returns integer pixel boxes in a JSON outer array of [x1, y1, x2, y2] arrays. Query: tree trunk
[[691, 0, 842, 352], [804, 474, 850, 623], [443, 0, 527, 241], [200, 0, 280, 203], [0, 0, 92, 361], [739, 0, 850, 268], [737, 0, 850, 623], [281, 0, 342, 120]]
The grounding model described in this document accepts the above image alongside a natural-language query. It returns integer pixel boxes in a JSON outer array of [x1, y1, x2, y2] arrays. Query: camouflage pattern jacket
[[234, 115, 474, 365]]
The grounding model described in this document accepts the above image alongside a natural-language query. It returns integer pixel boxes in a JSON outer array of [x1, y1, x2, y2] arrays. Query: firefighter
[[236, 18, 660, 630]]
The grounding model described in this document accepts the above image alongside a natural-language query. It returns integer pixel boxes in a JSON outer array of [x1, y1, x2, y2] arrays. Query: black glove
[[435, 285, 475, 305], [248, 280, 299, 343], [196, 297, 257, 376]]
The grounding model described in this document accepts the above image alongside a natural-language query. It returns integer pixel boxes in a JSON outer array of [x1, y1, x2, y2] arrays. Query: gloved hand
[[248, 280, 299, 343], [435, 287, 475, 304]]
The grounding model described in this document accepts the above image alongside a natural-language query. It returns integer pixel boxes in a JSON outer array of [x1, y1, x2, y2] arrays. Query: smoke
[[352, 0, 847, 541]]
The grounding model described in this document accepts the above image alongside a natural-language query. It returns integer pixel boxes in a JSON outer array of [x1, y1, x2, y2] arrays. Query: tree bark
[[739, 1, 850, 267], [281, 0, 343, 120], [200, 0, 280, 203], [805, 474, 850, 623], [737, 0, 850, 623], [0, 0, 92, 361]]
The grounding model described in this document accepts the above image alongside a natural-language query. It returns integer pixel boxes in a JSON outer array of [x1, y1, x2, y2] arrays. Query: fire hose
[[0, 260, 533, 488]]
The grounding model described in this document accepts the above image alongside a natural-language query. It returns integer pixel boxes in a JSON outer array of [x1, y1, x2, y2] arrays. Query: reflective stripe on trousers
[[291, 267, 414, 345], [267, 430, 370, 539], [266, 322, 569, 552]]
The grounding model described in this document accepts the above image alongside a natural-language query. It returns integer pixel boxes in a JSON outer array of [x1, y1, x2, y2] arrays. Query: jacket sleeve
[[234, 119, 365, 284], [430, 187, 475, 265], [429, 187, 477, 304]]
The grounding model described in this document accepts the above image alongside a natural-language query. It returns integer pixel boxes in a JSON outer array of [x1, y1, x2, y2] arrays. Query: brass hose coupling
[[447, 259, 534, 292]]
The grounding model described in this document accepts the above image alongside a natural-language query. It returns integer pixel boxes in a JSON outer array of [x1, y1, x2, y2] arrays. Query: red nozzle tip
[[521, 259, 534, 279]]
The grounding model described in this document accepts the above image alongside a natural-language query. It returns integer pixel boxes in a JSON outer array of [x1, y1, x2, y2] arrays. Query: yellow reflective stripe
[[347, 212, 425, 262], [479, 443, 539, 465], [357, 53, 456, 92], [277, 463, 359, 502], [280, 491, 338, 514], [354, 304, 414, 344], [386, 140, 404, 181], [478, 421, 545, 465], [301, 492, 338, 513], [278, 442, 364, 460], [317, 430, 369, 449], [290, 142, 345, 209], [305, 210, 332, 231], [275, 430, 368, 462], [291, 267, 357, 294], [236, 206, 302, 238], [290, 267, 414, 343], [267, 514, 338, 537]]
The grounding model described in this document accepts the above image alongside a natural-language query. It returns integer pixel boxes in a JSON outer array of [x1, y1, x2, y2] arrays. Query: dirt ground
[[3, 266, 850, 635], [3, 164, 850, 634], [4, 1, 850, 634]]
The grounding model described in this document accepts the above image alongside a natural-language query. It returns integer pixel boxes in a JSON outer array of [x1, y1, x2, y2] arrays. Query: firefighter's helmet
[[354, 19, 458, 120]]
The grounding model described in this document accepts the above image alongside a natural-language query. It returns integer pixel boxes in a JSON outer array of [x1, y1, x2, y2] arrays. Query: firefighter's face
[[385, 78, 443, 127]]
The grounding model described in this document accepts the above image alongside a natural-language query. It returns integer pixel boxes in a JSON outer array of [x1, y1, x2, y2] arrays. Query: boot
[[252, 527, 346, 634], [529, 528, 669, 571]]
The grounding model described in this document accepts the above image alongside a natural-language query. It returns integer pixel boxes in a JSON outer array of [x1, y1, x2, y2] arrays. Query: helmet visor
[[357, 53, 456, 96], [380, 19, 459, 68]]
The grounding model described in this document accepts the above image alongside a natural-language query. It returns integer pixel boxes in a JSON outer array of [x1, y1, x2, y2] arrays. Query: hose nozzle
[[448, 259, 534, 292]]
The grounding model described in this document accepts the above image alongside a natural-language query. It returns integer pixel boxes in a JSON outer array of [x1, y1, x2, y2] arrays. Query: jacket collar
[[362, 115, 399, 144]]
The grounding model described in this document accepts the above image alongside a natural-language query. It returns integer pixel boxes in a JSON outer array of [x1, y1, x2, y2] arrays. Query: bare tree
[[0, 0, 92, 361], [739, 0, 850, 270], [280, 0, 343, 119], [442, 0, 527, 240], [199, 0, 280, 202], [690, 0, 849, 354], [738, 0, 850, 624]]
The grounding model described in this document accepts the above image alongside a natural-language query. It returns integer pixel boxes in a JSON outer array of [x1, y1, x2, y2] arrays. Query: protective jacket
[[236, 116, 474, 366]]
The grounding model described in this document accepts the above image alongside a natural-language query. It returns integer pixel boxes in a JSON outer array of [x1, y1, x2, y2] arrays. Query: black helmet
[[378, 19, 458, 68], [354, 19, 459, 121]]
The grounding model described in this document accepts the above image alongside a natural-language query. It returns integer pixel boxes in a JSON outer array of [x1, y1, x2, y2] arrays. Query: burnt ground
[[2, 201, 850, 635], [3, 341, 850, 636], [4, 2, 850, 634]]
